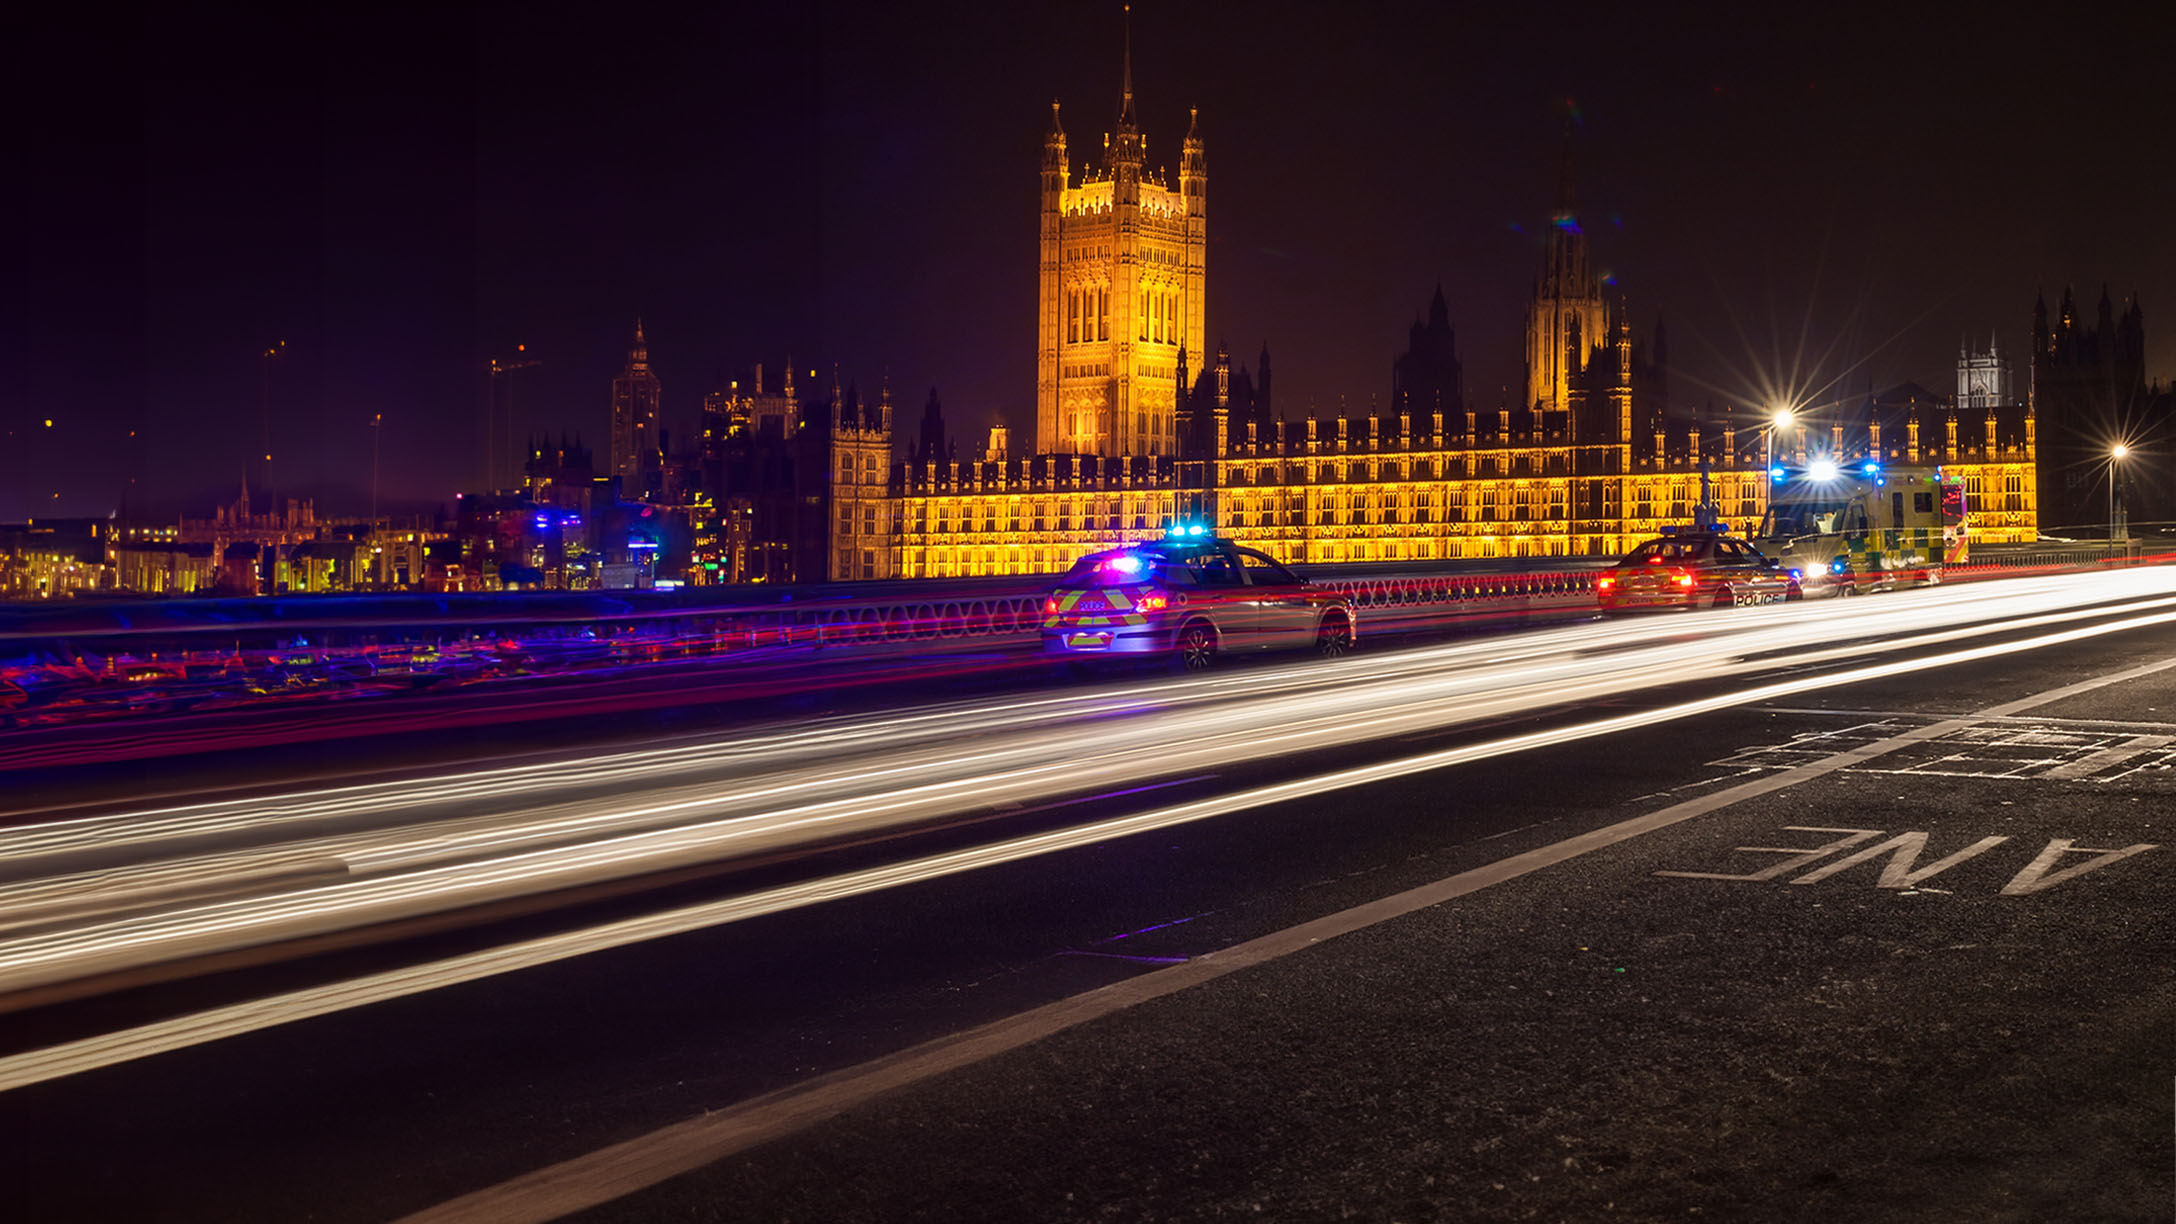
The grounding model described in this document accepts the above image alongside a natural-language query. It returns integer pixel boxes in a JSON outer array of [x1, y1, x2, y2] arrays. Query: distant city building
[[113, 540, 217, 595], [695, 365, 897, 584], [1957, 335, 2010, 411], [610, 319, 663, 498], [178, 481, 319, 594], [0, 518, 111, 598]]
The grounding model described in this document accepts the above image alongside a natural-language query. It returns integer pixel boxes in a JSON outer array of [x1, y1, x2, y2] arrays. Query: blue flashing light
[[1788, 568, 1803, 580], [1769, 466, 1787, 482], [1188, 523, 1207, 537], [1167, 524, 1185, 538], [1830, 557, 1850, 574], [1105, 553, 1144, 576], [1861, 462, 1881, 477]]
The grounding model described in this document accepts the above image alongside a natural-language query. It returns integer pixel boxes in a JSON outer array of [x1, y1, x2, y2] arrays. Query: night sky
[[8, 2, 2171, 522]]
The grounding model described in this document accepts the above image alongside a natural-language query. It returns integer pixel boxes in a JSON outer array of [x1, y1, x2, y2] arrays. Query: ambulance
[[1753, 461, 1965, 596]]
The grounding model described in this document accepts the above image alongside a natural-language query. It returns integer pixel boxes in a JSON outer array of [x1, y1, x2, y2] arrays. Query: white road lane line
[[1, 607, 2172, 1111], [4, 611, 2175, 1111], [392, 645, 2176, 1224], [382, 657, 2176, 1221]]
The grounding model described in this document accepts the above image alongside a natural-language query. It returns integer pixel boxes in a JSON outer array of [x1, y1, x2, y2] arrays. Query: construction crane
[[487, 347, 542, 493]]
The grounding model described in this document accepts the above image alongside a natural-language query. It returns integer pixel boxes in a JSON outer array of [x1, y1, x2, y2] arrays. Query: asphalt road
[[0, 582, 2170, 1223]]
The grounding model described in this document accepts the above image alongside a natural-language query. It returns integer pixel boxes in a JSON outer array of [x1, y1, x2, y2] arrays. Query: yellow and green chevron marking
[[1044, 587, 1153, 630]]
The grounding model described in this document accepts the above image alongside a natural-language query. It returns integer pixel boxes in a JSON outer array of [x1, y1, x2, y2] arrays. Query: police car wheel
[[1316, 615, 1353, 659], [1176, 623, 1217, 671]]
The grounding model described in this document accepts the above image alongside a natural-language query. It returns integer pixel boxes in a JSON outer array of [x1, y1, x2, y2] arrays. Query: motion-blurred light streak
[[1, 583, 2173, 1091], [0, 571, 2171, 1005]]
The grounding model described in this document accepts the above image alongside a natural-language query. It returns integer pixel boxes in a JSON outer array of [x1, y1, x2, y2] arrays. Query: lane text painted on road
[[1657, 825, 2158, 895]]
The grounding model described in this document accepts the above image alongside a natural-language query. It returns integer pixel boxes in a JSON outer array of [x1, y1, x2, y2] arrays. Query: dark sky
[[8, 2, 2171, 521]]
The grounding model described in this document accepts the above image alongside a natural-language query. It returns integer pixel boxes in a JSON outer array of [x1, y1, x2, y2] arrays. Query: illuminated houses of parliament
[[877, 59, 2038, 580]]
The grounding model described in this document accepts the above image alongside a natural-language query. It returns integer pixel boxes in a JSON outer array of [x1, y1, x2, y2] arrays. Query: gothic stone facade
[[803, 66, 2040, 583]]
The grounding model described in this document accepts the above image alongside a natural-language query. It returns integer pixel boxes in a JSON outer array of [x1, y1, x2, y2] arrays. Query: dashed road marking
[[2042, 734, 2176, 779], [391, 630, 2176, 1224], [1716, 722, 2176, 784]]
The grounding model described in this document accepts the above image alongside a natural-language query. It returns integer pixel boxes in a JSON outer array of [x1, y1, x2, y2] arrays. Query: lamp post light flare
[[2109, 444, 2129, 563], [1764, 406, 1795, 473]]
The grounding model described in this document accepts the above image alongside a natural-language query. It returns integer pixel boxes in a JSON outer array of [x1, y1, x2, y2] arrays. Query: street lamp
[[2109, 443, 2129, 563], [1765, 407, 1795, 471]]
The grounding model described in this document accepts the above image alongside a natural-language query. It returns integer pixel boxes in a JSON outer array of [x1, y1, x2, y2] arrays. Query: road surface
[[0, 567, 2169, 1221]]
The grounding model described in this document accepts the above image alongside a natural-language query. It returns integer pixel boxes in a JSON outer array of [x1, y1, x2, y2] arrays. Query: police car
[[1042, 527, 1357, 670], [1596, 529, 1801, 614]]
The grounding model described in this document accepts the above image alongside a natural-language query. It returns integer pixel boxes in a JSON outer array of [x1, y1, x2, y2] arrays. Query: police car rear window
[[1621, 539, 1711, 565], [1060, 553, 1194, 588]]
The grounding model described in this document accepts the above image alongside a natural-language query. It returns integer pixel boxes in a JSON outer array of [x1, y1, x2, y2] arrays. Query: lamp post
[[1765, 407, 1795, 471], [2109, 443, 2129, 564], [1758, 408, 1795, 532]]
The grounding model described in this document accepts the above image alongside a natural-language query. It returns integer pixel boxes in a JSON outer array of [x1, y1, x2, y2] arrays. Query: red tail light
[[1043, 596, 1060, 614], [1596, 576, 1615, 591], [1676, 571, 1696, 588]]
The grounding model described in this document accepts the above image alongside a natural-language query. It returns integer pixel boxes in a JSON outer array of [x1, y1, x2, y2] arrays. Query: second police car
[[1596, 528, 1801, 614], [1042, 527, 1358, 670]]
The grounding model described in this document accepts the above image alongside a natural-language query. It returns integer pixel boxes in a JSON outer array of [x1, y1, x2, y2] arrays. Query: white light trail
[[1, 584, 2173, 1092], [0, 568, 2169, 1008]]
